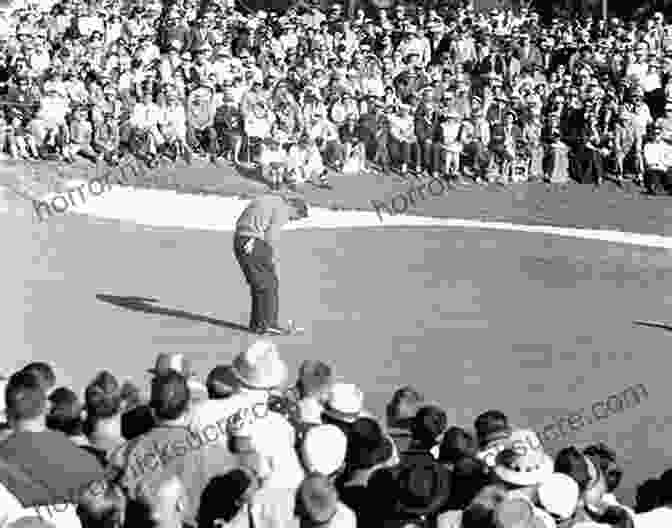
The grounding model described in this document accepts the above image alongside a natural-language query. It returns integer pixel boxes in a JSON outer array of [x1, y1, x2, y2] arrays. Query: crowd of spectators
[[0, 347, 667, 528], [3, 0, 672, 194]]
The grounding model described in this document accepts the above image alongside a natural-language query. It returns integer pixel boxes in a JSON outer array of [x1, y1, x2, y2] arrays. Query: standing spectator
[[0, 370, 105, 507]]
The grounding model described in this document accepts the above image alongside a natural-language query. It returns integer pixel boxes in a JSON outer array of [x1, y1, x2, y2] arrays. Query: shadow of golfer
[[96, 294, 251, 333], [633, 320, 672, 332]]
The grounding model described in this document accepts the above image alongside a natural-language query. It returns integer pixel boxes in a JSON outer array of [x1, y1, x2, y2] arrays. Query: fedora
[[230, 340, 288, 390]]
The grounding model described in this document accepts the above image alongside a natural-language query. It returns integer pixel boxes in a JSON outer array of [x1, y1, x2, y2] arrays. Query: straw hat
[[493, 442, 553, 487], [230, 340, 288, 390], [323, 383, 363, 423]]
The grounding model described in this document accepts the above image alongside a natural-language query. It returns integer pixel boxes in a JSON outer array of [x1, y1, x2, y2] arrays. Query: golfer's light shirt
[[236, 194, 291, 254]]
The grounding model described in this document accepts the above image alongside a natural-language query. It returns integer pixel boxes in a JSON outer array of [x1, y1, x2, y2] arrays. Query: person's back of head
[[78, 482, 126, 528], [386, 385, 424, 430], [438, 426, 477, 465], [133, 473, 187, 528], [5, 370, 47, 429], [149, 371, 190, 423], [474, 410, 510, 448], [410, 405, 447, 451], [20, 362, 56, 395], [199, 469, 259, 528], [635, 478, 660, 513], [296, 360, 333, 400], [47, 386, 84, 437], [85, 371, 122, 421]]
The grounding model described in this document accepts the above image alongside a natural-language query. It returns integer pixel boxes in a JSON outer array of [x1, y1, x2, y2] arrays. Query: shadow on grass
[[96, 294, 251, 333]]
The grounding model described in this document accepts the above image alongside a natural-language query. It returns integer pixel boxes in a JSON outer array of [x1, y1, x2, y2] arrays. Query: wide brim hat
[[493, 445, 554, 487], [322, 382, 364, 423], [230, 340, 288, 390]]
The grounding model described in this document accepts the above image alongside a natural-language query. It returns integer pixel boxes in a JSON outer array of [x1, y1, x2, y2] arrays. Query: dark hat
[[346, 417, 393, 469], [48, 387, 82, 420], [411, 405, 447, 446], [394, 460, 452, 516], [206, 365, 237, 399]]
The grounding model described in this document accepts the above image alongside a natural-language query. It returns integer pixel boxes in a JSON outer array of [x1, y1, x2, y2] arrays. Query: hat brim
[[230, 360, 288, 390], [322, 405, 361, 423], [493, 453, 554, 486]]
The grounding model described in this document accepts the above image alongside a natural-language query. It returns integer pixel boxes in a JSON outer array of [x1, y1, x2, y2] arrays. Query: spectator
[[295, 474, 355, 528], [108, 371, 236, 527], [0, 370, 105, 507], [46, 387, 88, 447], [84, 371, 125, 465]]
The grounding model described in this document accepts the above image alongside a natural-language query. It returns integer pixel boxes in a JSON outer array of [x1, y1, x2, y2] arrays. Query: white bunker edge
[[28, 178, 672, 250]]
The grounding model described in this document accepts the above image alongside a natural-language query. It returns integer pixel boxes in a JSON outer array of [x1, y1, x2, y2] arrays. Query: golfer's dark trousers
[[234, 234, 278, 330]]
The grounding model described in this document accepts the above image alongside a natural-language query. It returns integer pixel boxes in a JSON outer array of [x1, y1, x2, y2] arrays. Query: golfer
[[234, 191, 308, 335]]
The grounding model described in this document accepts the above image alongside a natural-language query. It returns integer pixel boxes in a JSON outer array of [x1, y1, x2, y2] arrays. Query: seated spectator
[[65, 106, 97, 163], [339, 115, 367, 175], [643, 123, 672, 194], [287, 133, 329, 188], [388, 103, 420, 176]]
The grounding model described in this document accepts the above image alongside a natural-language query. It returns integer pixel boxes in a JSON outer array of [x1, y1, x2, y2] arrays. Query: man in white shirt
[[644, 123, 672, 194]]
